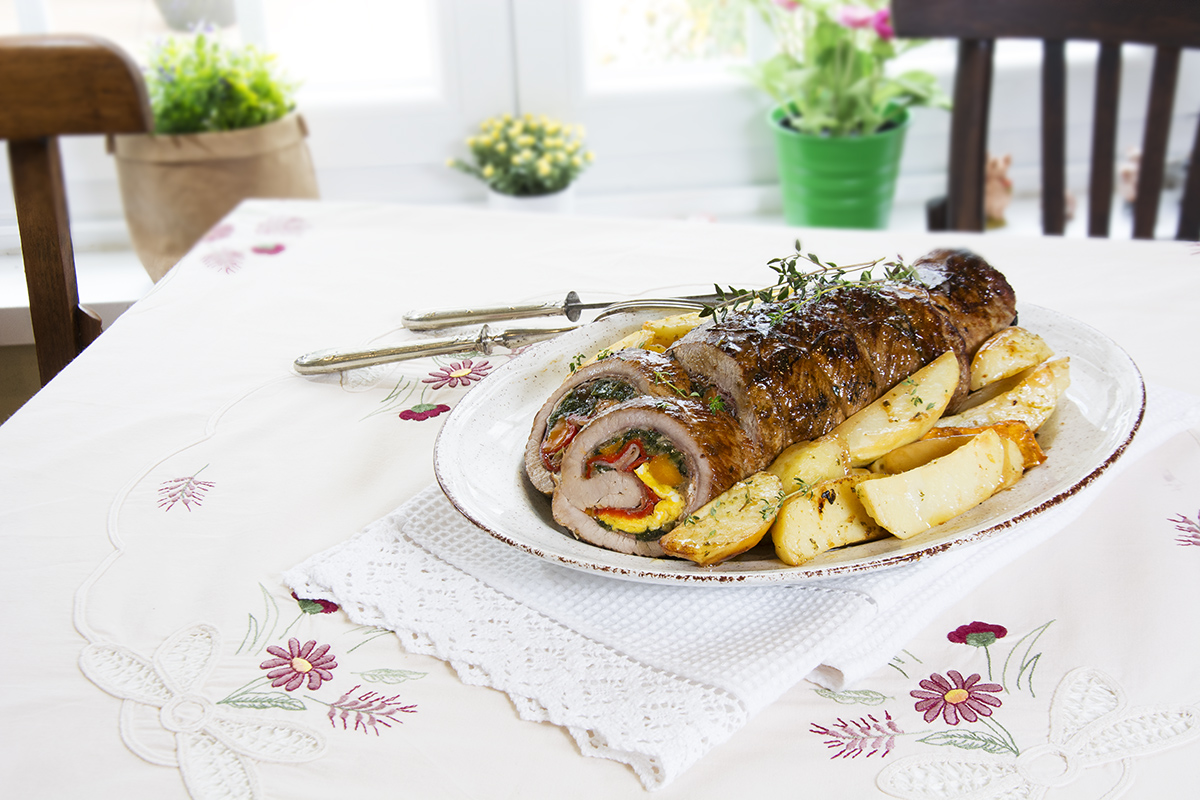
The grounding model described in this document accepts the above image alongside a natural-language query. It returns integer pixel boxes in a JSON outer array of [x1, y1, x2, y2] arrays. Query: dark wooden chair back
[[892, 0, 1200, 240], [0, 35, 153, 385]]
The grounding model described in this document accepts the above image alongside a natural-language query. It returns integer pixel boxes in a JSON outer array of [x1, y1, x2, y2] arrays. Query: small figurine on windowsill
[[984, 152, 1013, 228], [1119, 148, 1141, 205]]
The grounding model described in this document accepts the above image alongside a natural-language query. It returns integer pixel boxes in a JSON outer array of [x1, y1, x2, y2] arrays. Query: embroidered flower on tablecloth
[[1171, 509, 1200, 546], [292, 591, 339, 614], [203, 223, 234, 242], [257, 216, 311, 236], [252, 243, 286, 255], [947, 621, 1007, 647], [400, 403, 451, 421], [326, 685, 417, 735], [79, 624, 324, 799], [202, 248, 246, 274], [811, 712, 903, 759], [911, 670, 1002, 725], [879, 668, 1200, 799], [948, 621, 1008, 679], [261, 638, 339, 691], [423, 359, 491, 390], [158, 467, 215, 511]]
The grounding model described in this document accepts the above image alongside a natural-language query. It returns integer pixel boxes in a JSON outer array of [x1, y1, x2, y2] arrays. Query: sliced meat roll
[[552, 395, 764, 557], [669, 249, 1016, 460], [524, 349, 695, 494]]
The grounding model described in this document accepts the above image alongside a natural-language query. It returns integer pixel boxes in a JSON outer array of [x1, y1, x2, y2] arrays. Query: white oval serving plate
[[433, 303, 1144, 585]]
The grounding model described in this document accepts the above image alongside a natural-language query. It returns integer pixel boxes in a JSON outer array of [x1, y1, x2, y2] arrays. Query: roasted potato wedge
[[587, 311, 704, 365], [584, 329, 657, 366], [868, 435, 974, 474], [938, 357, 1070, 432], [855, 429, 1013, 539], [970, 327, 1055, 391], [830, 350, 961, 467], [765, 433, 850, 493], [771, 473, 888, 566], [658, 471, 784, 566], [925, 420, 1047, 469], [642, 311, 704, 348]]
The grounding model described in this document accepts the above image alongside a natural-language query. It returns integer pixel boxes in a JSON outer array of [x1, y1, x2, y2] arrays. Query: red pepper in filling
[[587, 439, 661, 520], [539, 415, 586, 472], [595, 484, 661, 520], [586, 439, 647, 476]]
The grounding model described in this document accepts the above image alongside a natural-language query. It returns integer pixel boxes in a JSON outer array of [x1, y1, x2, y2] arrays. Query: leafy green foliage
[[743, 0, 949, 136], [701, 239, 919, 321], [145, 34, 298, 134]]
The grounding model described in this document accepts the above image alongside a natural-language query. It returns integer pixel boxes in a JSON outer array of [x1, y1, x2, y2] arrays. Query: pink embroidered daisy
[[260, 638, 338, 691], [422, 359, 492, 390], [911, 670, 1002, 725]]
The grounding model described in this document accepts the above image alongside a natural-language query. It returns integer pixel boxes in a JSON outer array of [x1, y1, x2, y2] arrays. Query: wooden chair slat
[[946, 39, 994, 232], [1, 35, 152, 385], [8, 138, 81, 382], [1178, 117, 1200, 241], [1041, 40, 1067, 235], [1132, 46, 1180, 239], [1088, 43, 1122, 238]]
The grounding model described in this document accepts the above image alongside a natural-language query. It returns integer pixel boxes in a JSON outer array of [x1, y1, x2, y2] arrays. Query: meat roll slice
[[669, 248, 1016, 460], [552, 395, 764, 557], [524, 349, 694, 494]]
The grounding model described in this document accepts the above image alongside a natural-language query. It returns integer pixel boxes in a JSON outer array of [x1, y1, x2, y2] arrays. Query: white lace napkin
[[284, 384, 1200, 790]]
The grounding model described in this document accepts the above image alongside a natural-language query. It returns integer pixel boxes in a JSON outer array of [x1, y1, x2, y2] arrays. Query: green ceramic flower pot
[[769, 107, 910, 229]]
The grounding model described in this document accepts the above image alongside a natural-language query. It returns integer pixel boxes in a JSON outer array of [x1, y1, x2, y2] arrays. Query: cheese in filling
[[593, 462, 685, 534]]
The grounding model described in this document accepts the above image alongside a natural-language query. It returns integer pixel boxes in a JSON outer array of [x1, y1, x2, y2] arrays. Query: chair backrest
[[892, 0, 1200, 240], [0, 35, 153, 385]]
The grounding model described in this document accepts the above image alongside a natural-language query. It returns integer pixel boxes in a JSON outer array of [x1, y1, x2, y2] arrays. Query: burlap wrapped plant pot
[[110, 113, 319, 281]]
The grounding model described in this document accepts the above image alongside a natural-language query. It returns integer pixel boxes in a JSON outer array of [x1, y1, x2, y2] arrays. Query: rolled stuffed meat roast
[[525, 348, 695, 493], [550, 395, 764, 557], [530, 247, 1018, 556], [670, 248, 1016, 458]]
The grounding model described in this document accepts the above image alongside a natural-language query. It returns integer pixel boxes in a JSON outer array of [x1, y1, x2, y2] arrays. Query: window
[[1, 0, 1196, 240]]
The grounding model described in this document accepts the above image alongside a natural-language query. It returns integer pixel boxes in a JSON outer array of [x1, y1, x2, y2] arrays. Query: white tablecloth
[[3, 200, 1200, 799]]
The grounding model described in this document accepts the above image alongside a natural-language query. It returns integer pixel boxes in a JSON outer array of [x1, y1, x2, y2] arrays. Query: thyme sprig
[[701, 240, 918, 322]]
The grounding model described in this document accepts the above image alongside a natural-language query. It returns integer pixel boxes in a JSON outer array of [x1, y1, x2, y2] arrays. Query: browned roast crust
[[524, 349, 694, 494], [669, 248, 1017, 459], [552, 395, 764, 555], [911, 248, 1018, 356]]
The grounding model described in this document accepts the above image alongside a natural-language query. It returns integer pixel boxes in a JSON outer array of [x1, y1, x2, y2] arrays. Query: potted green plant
[[110, 34, 319, 280], [745, 0, 948, 229], [448, 113, 595, 213]]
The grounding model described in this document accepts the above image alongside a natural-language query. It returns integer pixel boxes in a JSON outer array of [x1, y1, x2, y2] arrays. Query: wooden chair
[[0, 35, 153, 385], [891, 0, 1200, 240]]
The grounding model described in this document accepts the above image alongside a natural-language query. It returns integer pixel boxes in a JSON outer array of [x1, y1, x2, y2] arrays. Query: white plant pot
[[486, 186, 575, 214]]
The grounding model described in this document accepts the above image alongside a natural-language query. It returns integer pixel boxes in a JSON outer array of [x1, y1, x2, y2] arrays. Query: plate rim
[[433, 303, 1146, 585]]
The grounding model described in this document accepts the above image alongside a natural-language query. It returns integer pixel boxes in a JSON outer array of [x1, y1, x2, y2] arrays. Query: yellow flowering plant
[[448, 113, 595, 197]]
